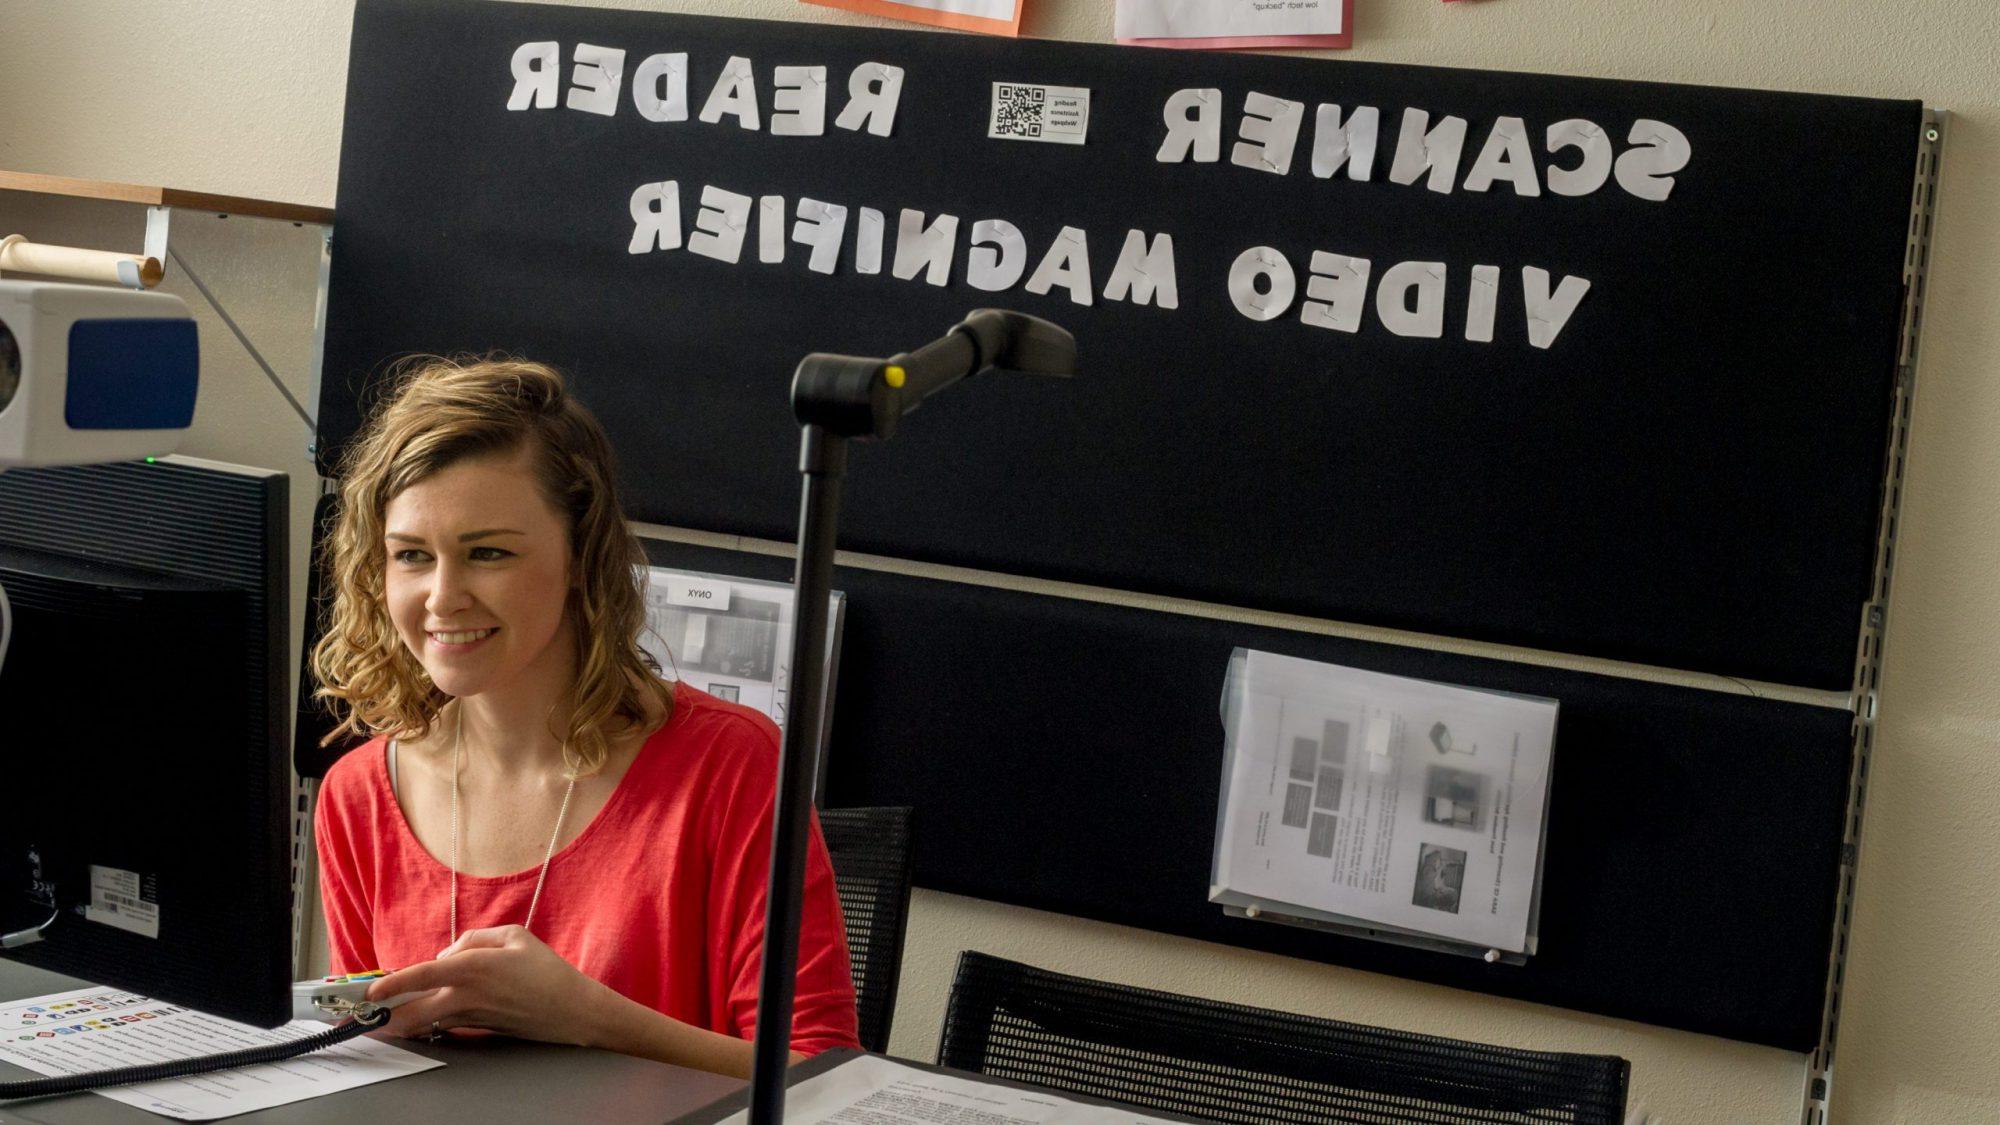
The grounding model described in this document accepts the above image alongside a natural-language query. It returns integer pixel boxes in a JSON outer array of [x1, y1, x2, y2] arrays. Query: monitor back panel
[[0, 460, 291, 1028]]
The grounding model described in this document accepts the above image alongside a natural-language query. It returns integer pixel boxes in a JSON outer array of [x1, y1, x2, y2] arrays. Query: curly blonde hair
[[310, 355, 672, 775]]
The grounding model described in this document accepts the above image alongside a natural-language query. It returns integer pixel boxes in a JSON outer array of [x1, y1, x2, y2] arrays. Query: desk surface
[[0, 961, 743, 1124], [675, 1047, 1213, 1125]]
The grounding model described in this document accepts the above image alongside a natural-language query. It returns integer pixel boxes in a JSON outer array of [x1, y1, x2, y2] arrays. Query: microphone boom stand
[[745, 310, 1075, 1125]]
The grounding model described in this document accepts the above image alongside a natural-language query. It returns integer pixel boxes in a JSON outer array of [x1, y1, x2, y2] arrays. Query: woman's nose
[[426, 559, 473, 615]]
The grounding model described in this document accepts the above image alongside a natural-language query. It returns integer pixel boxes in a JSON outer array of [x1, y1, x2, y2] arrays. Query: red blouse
[[313, 684, 860, 1056]]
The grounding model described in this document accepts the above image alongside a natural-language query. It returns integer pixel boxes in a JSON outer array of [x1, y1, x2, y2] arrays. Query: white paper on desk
[[1212, 649, 1557, 953], [0, 987, 439, 1121], [1116, 0, 1345, 40], [719, 1053, 1187, 1124]]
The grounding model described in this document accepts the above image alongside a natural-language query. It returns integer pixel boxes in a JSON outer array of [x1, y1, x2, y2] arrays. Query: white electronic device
[[0, 279, 199, 469], [292, 971, 427, 1022]]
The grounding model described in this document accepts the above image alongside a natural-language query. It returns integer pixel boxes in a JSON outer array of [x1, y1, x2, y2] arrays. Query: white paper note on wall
[[897, 0, 1016, 15], [1117, 0, 1346, 40], [638, 565, 844, 740], [809, 0, 1019, 21]]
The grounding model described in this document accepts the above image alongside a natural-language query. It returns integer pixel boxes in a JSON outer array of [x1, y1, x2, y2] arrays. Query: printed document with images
[[719, 1053, 1189, 1124], [639, 566, 844, 738], [0, 986, 438, 1121], [1212, 649, 1558, 954]]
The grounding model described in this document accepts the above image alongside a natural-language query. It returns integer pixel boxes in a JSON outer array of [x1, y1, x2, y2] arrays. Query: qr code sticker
[[994, 85, 1045, 138], [988, 82, 1090, 146]]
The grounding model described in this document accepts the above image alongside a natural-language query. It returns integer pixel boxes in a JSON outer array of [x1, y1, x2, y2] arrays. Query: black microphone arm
[[746, 309, 1074, 1125], [790, 309, 1076, 439]]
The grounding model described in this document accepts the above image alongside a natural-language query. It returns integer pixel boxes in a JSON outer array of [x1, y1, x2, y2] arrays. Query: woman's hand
[[366, 925, 610, 1046], [364, 924, 808, 1076]]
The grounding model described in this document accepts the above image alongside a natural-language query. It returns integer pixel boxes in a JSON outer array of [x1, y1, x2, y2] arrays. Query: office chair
[[938, 951, 1629, 1124], [820, 806, 915, 1054]]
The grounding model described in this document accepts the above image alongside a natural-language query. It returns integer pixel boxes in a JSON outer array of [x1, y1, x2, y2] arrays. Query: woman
[[310, 356, 859, 1074]]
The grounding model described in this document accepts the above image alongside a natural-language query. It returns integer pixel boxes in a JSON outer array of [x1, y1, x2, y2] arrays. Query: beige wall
[[4, 2, 1996, 1121]]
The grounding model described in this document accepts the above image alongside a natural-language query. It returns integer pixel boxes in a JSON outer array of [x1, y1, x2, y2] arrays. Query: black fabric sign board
[[641, 538, 1853, 1051], [321, 0, 1921, 690]]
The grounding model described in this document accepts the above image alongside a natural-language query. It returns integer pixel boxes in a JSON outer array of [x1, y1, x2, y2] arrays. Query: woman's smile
[[428, 626, 500, 650]]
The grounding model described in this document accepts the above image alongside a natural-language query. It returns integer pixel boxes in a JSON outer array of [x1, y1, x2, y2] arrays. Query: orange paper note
[[802, 0, 1024, 37]]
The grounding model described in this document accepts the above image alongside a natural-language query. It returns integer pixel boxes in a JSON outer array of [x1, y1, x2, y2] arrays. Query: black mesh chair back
[[938, 952, 1629, 1124], [820, 806, 915, 1053]]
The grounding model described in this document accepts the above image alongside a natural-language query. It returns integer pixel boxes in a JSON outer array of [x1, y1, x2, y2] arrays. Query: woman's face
[[382, 446, 576, 704]]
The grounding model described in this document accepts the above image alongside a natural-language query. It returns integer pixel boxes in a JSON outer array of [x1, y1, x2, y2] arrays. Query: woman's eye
[[470, 547, 512, 562], [392, 549, 431, 565]]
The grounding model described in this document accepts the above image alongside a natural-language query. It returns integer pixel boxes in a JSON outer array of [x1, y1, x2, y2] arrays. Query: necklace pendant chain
[[450, 704, 578, 946]]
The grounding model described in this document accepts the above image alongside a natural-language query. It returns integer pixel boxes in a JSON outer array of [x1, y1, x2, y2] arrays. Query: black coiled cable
[[0, 1007, 392, 1101]]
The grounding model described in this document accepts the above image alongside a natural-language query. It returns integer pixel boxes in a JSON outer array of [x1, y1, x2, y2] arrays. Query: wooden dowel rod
[[0, 235, 163, 288]]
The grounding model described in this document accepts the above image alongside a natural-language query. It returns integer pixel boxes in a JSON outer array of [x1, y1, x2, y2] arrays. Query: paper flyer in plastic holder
[[1213, 648, 1558, 959], [637, 566, 845, 777]]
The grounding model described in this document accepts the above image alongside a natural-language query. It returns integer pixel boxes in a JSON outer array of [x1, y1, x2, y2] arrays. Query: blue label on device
[[65, 318, 199, 430]]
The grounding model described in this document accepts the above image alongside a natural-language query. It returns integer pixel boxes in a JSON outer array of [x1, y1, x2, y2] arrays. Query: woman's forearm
[[586, 986, 805, 1078]]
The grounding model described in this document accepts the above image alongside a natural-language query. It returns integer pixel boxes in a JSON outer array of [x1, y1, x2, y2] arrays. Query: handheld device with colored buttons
[[292, 971, 424, 1021]]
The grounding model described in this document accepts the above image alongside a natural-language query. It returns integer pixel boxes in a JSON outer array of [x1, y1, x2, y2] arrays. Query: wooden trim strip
[[0, 170, 333, 225]]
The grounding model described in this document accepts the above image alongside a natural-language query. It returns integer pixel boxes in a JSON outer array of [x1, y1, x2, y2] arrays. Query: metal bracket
[[174, 243, 315, 432], [290, 776, 321, 980], [1800, 106, 1946, 1125], [306, 227, 333, 462], [140, 202, 332, 450], [143, 205, 171, 275]]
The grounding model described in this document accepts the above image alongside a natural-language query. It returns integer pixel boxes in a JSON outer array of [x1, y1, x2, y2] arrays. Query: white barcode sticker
[[86, 866, 159, 939], [988, 82, 1090, 146]]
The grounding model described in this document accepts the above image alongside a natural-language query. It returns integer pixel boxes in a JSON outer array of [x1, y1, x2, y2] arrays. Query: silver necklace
[[449, 704, 577, 945]]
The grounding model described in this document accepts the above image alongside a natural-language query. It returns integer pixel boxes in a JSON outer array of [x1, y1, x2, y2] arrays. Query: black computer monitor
[[0, 457, 292, 1028]]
